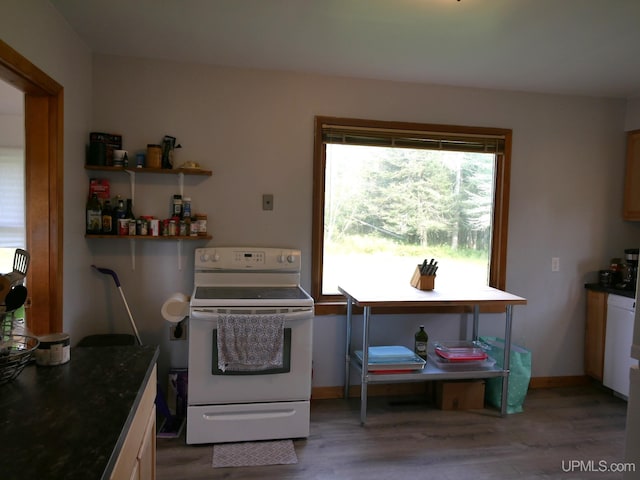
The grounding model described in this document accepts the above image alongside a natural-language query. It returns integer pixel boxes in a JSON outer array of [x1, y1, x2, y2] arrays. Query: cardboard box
[[89, 178, 110, 201], [435, 380, 485, 410], [88, 132, 122, 166]]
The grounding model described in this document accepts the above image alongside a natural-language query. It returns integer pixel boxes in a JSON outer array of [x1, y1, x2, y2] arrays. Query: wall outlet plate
[[170, 322, 187, 341], [262, 193, 274, 210]]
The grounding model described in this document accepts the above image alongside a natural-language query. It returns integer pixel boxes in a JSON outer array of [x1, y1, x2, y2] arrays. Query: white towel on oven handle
[[217, 313, 285, 372]]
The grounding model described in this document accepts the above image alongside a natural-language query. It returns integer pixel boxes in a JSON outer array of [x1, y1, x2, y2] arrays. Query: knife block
[[410, 265, 435, 291]]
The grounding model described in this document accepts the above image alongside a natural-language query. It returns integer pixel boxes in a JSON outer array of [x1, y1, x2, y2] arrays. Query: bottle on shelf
[[125, 198, 136, 236], [125, 198, 135, 219], [86, 193, 102, 234], [183, 196, 192, 219], [114, 196, 127, 235], [101, 199, 115, 235], [172, 194, 183, 218], [414, 325, 428, 360]]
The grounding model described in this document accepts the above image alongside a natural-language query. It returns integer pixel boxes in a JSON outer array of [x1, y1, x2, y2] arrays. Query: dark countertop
[[584, 283, 636, 299], [0, 345, 159, 480]]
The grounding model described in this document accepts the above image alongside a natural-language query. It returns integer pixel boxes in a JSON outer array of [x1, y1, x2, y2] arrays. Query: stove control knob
[[287, 254, 296, 263], [200, 253, 210, 262], [213, 253, 220, 262], [278, 254, 286, 263]]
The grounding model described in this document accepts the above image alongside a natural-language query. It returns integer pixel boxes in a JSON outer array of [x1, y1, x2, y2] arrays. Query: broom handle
[[92, 265, 143, 345], [117, 287, 143, 346]]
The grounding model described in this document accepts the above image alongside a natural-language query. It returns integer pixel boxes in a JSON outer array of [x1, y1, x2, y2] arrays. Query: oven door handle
[[190, 307, 313, 322]]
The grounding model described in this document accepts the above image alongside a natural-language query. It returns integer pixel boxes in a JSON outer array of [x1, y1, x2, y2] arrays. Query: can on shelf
[[118, 218, 129, 236], [149, 219, 160, 236]]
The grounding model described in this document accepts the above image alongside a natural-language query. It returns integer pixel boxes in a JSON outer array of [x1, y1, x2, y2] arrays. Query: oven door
[[188, 306, 313, 405]]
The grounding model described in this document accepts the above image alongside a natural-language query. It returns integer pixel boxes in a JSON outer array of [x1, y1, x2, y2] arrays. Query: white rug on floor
[[212, 439, 298, 468]]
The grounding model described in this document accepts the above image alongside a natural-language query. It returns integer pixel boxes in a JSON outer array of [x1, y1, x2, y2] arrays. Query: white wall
[[90, 54, 640, 386], [626, 98, 640, 131], [1, 1, 94, 343], [2, 0, 638, 388]]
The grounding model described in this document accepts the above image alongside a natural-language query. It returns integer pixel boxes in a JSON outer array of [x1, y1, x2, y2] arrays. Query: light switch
[[551, 257, 560, 272]]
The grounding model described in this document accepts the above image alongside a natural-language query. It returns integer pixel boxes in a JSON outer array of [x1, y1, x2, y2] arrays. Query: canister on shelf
[[146, 144, 162, 168], [35, 333, 70, 366]]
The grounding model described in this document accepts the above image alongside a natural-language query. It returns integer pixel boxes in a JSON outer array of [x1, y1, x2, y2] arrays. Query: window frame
[[311, 116, 512, 315]]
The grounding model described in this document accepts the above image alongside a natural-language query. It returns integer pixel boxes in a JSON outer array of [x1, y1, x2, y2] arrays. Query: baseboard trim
[[312, 375, 592, 400]]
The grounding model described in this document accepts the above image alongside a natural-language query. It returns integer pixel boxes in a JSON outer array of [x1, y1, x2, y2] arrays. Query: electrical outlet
[[262, 194, 274, 211], [170, 322, 187, 341], [551, 257, 560, 272]]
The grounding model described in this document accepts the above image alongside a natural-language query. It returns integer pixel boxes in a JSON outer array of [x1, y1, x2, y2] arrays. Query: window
[[0, 147, 25, 272], [312, 116, 512, 312]]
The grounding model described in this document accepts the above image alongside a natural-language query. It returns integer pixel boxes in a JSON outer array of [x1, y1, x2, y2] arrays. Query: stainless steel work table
[[338, 281, 527, 423]]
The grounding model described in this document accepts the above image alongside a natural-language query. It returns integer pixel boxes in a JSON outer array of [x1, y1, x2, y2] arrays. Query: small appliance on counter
[[623, 248, 639, 290], [598, 248, 639, 292]]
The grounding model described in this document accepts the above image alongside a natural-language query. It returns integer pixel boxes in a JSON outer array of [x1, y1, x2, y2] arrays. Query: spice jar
[[196, 213, 207, 236]]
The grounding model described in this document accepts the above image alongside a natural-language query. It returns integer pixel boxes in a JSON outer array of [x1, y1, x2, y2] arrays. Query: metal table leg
[[344, 296, 353, 399], [360, 305, 371, 425], [500, 304, 513, 416], [472, 304, 479, 340]]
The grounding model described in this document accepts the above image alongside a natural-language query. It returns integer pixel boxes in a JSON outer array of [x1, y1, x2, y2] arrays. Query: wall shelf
[[85, 235, 212, 240], [85, 165, 212, 176], [85, 164, 212, 270], [85, 235, 212, 270]]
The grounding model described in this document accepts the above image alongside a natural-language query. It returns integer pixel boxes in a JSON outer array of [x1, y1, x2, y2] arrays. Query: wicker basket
[[0, 334, 39, 384]]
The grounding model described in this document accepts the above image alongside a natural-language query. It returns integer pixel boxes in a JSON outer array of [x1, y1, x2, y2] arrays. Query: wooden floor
[[157, 384, 629, 479]]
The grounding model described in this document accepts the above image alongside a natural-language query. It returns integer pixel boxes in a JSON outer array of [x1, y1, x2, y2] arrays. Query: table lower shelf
[[352, 358, 507, 383]]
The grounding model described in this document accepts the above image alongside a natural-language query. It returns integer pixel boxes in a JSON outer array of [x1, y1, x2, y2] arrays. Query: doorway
[[0, 39, 63, 335]]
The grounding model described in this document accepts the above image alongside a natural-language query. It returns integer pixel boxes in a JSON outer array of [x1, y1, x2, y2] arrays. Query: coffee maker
[[624, 248, 639, 290]]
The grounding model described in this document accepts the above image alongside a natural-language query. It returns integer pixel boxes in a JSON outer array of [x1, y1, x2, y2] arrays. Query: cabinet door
[[110, 365, 157, 480], [137, 404, 156, 480], [623, 130, 640, 220], [585, 290, 607, 380]]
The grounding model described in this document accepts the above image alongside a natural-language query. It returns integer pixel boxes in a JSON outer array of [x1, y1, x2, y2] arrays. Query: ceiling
[[7, 0, 640, 111]]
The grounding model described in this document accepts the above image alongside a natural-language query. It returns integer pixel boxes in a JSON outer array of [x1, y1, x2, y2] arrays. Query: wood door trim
[[0, 39, 64, 335]]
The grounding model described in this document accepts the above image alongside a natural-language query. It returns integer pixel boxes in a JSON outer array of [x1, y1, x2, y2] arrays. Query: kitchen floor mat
[[212, 439, 298, 468]]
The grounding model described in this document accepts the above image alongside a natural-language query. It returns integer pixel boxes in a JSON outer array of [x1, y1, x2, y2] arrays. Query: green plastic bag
[[480, 336, 531, 414]]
